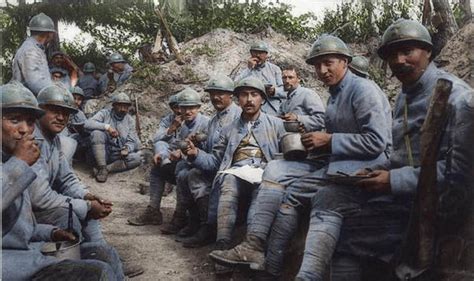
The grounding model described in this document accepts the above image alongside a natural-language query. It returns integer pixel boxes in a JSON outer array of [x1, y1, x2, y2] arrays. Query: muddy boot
[[92, 144, 108, 183], [160, 210, 187, 235], [177, 202, 199, 238], [182, 196, 215, 248], [122, 261, 145, 278], [213, 239, 232, 251], [209, 234, 265, 270], [127, 206, 162, 226], [95, 166, 108, 183], [107, 159, 127, 173]]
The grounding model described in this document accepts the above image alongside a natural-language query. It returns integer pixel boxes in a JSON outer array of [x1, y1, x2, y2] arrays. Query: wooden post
[[395, 79, 453, 280], [154, 6, 185, 65]]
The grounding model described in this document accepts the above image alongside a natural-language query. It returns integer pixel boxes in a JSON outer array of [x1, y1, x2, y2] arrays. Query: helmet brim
[[3, 105, 45, 117], [306, 52, 352, 65], [377, 39, 433, 59]]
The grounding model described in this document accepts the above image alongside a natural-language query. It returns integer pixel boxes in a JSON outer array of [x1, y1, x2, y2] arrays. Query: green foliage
[[315, 0, 418, 43]]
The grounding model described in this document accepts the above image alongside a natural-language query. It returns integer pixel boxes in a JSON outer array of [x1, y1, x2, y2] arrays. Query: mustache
[[391, 65, 415, 76]]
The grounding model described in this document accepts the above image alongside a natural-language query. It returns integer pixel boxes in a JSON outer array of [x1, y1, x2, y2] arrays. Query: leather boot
[[160, 210, 187, 235], [107, 159, 128, 173], [176, 201, 200, 238], [182, 196, 215, 248]]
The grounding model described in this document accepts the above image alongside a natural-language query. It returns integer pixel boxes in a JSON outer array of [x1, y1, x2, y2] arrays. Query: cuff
[[389, 166, 418, 196]]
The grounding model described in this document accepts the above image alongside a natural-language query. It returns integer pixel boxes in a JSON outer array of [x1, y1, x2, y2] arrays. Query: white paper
[[218, 165, 264, 184]]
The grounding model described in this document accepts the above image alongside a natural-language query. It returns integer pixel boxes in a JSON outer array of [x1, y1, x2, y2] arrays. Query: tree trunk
[[154, 6, 185, 65], [431, 0, 459, 57], [422, 0, 432, 26], [459, 0, 472, 26]]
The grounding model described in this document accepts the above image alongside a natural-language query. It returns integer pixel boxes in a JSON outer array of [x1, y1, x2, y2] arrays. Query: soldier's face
[[39, 105, 71, 135], [111, 62, 125, 73], [250, 50, 268, 64], [209, 91, 233, 112], [386, 45, 431, 86], [52, 55, 64, 66], [51, 72, 64, 81], [237, 88, 263, 116], [2, 110, 36, 154], [113, 103, 130, 117], [73, 94, 84, 108], [282, 69, 300, 92], [180, 105, 200, 121], [313, 55, 348, 86]]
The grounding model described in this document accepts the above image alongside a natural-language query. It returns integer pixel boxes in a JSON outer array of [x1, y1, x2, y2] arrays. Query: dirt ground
[[75, 163, 219, 281]]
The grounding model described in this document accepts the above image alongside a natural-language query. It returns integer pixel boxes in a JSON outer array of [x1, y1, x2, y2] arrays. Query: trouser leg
[[31, 260, 118, 281], [90, 130, 108, 167], [149, 163, 175, 209], [265, 203, 300, 277], [81, 241, 124, 280], [216, 174, 242, 242], [82, 219, 105, 243], [34, 207, 83, 240], [330, 254, 361, 281]]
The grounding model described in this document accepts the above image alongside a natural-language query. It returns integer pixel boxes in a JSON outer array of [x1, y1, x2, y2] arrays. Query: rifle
[[395, 79, 453, 280], [135, 96, 141, 139]]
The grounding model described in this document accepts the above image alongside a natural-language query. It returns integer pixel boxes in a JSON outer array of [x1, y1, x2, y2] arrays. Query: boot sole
[[208, 252, 265, 271]]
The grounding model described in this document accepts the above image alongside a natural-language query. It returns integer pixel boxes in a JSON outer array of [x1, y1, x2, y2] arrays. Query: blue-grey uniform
[[177, 103, 242, 210], [98, 64, 133, 94], [85, 108, 142, 168], [67, 109, 90, 150], [31, 126, 104, 243], [78, 73, 100, 99], [192, 112, 286, 242], [278, 85, 326, 132], [235, 62, 286, 116], [11, 37, 52, 95], [263, 70, 392, 279], [148, 113, 210, 210], [152, 112, 178, 159], [2, 153, 123, 281]]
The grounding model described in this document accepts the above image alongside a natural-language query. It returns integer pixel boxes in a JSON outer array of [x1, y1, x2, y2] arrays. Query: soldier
[[348, 55, 370, 78], [49, 51, 77, 88], [209, 35, 392, 280], [31, 84, 111, 244], [50, 67, 71, 88], [235, 41, 286, 116], [277, 65, 326, 132], [85, 92, 142, 183], [341, 19, 474, 281], [1, 82, 123, 281], [177, 75, 242, 247], [67, 86, 90, 156], [127, 88, 209, 227], [78, 62, 101, 100], [184, 77, 286, 252], [98, 53, 133, 94], [11, 13, 54, 95]]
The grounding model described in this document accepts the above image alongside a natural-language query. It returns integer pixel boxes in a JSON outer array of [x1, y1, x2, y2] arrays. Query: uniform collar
[[239, 111, 263, 129], [402, 62, 436, 97], [287, 85, 301, 98], [185, 113, 200, 128], [329, 69, 351, 96]]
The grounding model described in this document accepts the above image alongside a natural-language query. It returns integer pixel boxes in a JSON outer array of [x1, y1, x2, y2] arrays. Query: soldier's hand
[[120, 147, 129, 157], [107, 127, 119, 138], [51, 229, 77, 242], [356, 170, 391, 193], [281, 113, 298, 122], [265, 85, 276, 97], [168, 116, 182, 134], [182, 139, 198, 158], [169, 150, 182, 162], [248, 57, 259, 69], [84, 193, 113, 207], [87, 200, 112, 219], [301, 132, 332, 151], [153, 153, 162, 166], [14, 134, 40, 166]]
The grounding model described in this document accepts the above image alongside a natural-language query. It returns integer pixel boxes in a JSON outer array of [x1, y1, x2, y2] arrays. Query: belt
[[232, 149, 263, 163]]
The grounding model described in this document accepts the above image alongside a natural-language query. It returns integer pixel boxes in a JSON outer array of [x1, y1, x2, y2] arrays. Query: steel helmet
[[349, 56, 370, 78], [109, 53, 126, 64], [37, 84, 78, 113], [83, 62, 96, 73], [250, 41, 269, 53], [205, 75, 234, 93], [28, 13, 56, 33], [234, 77, 266, 98], [168, 94, 179, 106], [70, 86, 85, 98], [1, 81, 44, 116], [111, 92, 132, 105], [378, 19, 433, 59], [177, 88, 202, 107], [306, 34, 352, 65]]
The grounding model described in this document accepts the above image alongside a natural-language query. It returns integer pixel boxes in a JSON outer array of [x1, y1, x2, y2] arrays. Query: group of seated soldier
[[3, 12, 473, 281]]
